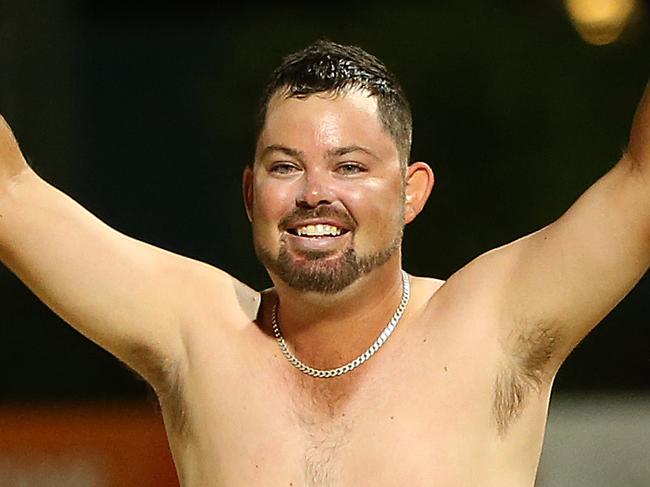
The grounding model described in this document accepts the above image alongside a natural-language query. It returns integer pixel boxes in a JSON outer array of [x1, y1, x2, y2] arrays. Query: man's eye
[[270, 163, 298, 175], [337, 163, 365, 175]]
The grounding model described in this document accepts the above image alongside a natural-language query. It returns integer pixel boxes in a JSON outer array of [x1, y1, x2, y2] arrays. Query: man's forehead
[[264, 86, 380, 119], [257, 88, 394, 154]]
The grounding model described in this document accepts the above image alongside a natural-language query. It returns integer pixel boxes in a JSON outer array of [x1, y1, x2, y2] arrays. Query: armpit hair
[[121, 344, 190, 438], [493, 324, 559, 436]]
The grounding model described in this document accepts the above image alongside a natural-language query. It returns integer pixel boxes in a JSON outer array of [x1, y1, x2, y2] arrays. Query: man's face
[[246, 88, 406, 293]]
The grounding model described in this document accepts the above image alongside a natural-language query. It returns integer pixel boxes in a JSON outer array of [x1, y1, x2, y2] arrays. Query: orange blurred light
[[565, 0, 638, 45]]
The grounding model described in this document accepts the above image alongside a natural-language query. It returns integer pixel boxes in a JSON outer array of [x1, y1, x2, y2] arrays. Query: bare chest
[[161, 315, 534, 487]]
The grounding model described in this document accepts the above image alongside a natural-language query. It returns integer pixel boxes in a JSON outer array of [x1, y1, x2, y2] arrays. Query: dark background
[[0, 1, 648, 402]]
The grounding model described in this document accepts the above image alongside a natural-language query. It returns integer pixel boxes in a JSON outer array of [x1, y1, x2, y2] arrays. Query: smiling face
[[245, 88, 411, 294]]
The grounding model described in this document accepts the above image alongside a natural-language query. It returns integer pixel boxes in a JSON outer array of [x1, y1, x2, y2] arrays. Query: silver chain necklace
[[271, 271, 411, 379]]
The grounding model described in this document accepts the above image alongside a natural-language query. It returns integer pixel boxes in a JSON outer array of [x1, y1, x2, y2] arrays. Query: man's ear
[[242, 165, 254, 222], [404, 162, 434, 224]]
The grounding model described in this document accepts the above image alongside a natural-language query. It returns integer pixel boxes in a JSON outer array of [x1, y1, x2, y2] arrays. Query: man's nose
[[296, 171, 334, 208]]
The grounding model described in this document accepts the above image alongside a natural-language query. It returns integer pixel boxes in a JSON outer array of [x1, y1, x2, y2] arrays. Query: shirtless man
[[0, 40, 649, 486]]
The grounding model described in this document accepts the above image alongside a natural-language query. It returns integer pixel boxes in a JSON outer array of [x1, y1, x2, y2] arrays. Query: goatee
[[255, 234, 402, 294]]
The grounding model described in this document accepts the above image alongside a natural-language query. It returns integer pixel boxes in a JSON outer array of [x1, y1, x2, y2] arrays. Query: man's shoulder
[[169, 258, 261, 330], [408, 274, 447, 316], [413, 253, 512, 322], [410, 274, 446, 298]]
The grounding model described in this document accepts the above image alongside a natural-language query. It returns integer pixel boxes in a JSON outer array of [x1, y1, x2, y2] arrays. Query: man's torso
[[156, 275, 554, 487]]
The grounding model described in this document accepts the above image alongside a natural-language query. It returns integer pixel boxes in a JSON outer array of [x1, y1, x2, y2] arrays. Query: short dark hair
[[255, 40, 412, 166]]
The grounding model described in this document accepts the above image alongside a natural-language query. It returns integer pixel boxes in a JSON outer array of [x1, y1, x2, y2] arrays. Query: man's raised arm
[[0, 116, 249, 388], [459, 81, 650, 370]]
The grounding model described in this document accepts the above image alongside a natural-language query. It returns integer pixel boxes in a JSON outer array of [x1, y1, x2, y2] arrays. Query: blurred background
[[0, 0, 648, 485]]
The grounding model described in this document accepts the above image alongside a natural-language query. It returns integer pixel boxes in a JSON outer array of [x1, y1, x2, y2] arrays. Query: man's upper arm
[[505, 158, 649, 345], [0, 122, 251, 386], [494, 82, 650, 364]]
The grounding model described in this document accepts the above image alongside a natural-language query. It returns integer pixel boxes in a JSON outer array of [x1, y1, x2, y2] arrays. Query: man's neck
[[270, 258, 406, 370]]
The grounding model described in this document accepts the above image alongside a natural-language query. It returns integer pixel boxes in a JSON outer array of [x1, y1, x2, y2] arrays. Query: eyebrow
[[326, 145, 380, 161], [259, 144, 379, 161], [259, 144, 306, 161]]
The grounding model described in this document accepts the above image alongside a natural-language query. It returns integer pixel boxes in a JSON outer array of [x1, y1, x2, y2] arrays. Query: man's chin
[[255, 240, 401, 294], [273, 251, 361, 294]]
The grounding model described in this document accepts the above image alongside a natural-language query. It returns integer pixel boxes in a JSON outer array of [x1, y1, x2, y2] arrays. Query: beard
[[254, 230, 403, 294], [253, 203, 405, 294]]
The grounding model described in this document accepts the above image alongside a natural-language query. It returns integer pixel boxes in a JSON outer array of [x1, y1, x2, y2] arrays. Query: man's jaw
[[255, 229, 402, 295]]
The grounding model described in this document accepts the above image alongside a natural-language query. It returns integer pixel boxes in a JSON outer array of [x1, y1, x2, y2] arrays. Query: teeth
[[296, 224, 342, 237]]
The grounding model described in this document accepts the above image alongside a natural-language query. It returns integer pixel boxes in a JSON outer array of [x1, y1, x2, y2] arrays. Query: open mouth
[[286, 224, 351, 238]]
